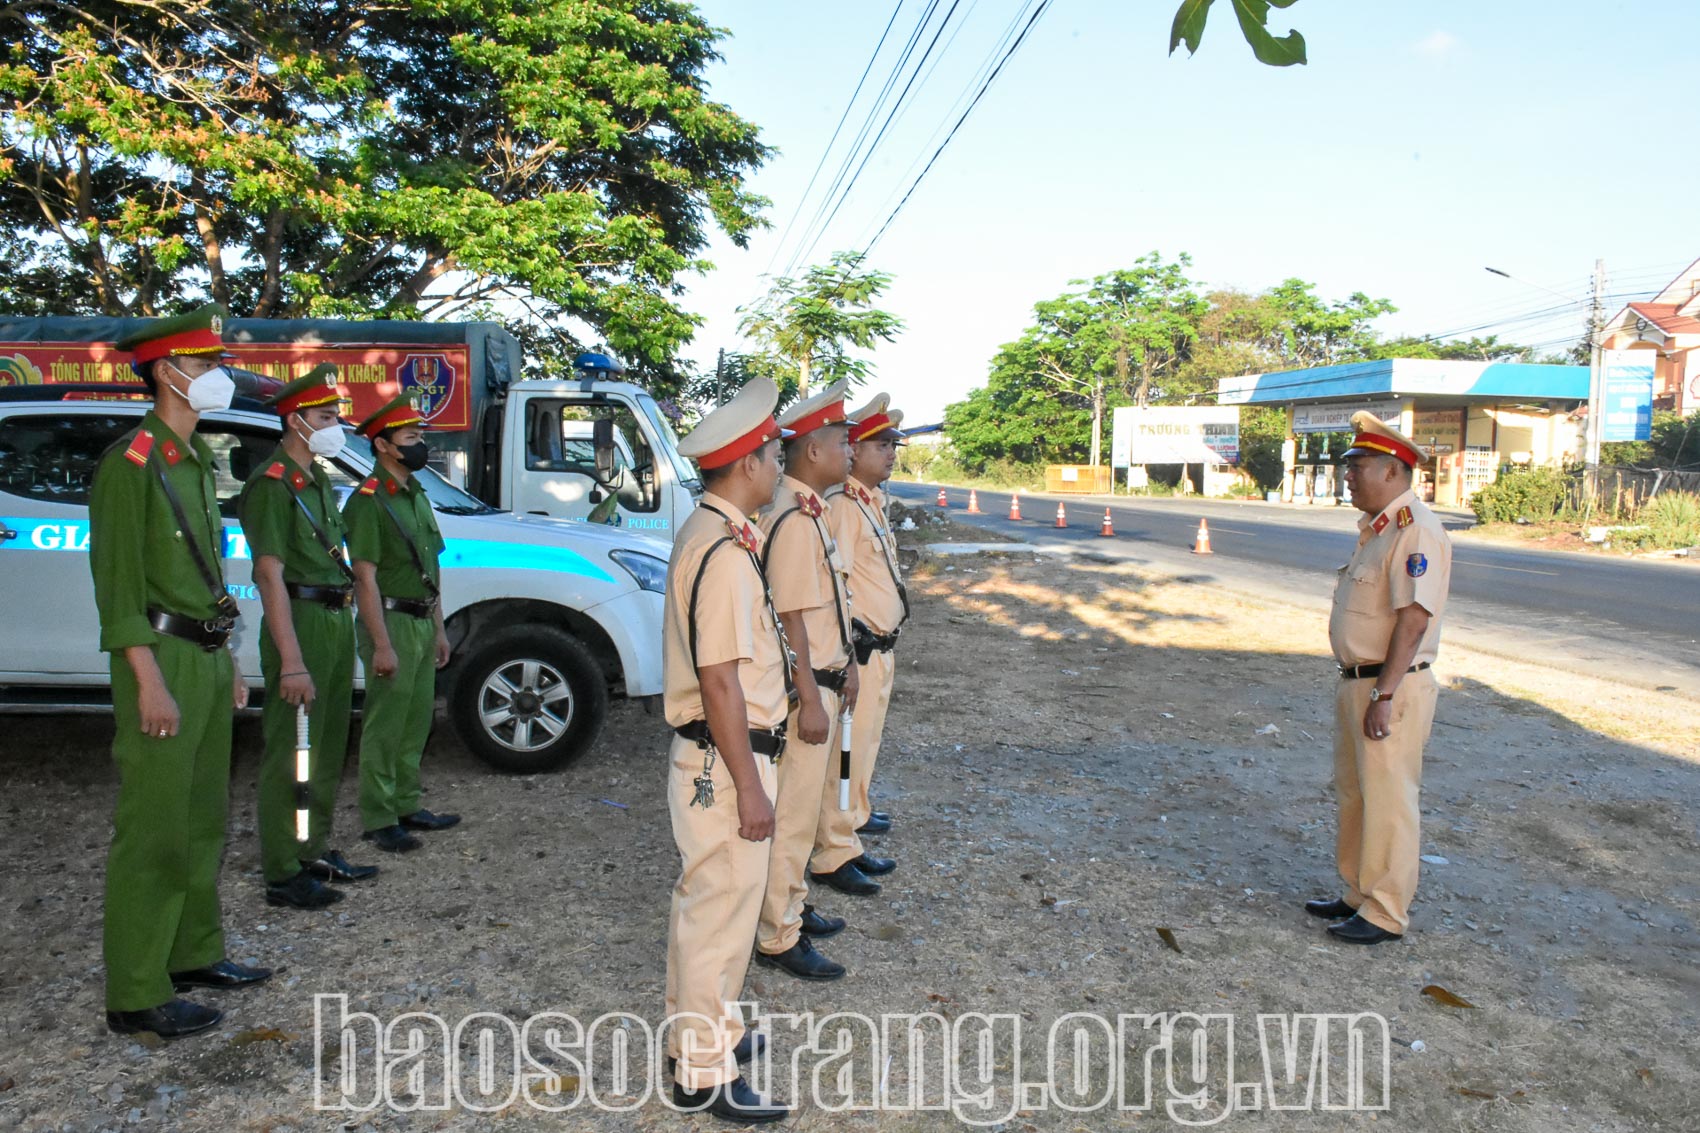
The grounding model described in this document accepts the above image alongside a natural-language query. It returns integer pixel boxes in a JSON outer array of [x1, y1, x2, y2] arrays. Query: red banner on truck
[[0, 341, 472, 430]]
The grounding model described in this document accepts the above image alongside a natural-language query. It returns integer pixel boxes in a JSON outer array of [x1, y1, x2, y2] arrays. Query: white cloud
[[1414, 30, 1460, 58]]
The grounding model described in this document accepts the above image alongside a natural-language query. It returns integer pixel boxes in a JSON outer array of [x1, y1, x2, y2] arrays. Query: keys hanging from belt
[[690, 746, 716, 810]]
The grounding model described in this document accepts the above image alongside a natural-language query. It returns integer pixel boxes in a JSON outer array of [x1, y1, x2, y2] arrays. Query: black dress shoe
[[667, 1031, 766, 1077], [1304, 897, 1358, 920], [400, 809, 461, 831], [809, 860, 881, 897], [755, 936, 846, 981], [169, 959, 273, 991], [302, 849, 379, 883], [266, 871, 345, 910], [857, 812, 892, 836], [362, 825, 423, 853], [671, 1075, 789, 1123], [853, 853, 896, 876], [1326, 914, 1403, 945], [800, 904, 846, 938], [106, 999, 222, 1039]]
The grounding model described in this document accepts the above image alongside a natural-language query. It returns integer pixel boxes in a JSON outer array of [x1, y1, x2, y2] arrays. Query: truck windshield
[[635, 393, 701, 494], [338, 432, 498, 515]]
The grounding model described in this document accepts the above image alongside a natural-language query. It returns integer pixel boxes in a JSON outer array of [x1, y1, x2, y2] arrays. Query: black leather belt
[[812, 667, 849, 693], [865, 629, 899, 654], [382, 596, 435, 619], [1339, 661, 1431, 680], [286, 582, 353, 609], [148, 607, 234, 652], [674, 720, 788, 759]]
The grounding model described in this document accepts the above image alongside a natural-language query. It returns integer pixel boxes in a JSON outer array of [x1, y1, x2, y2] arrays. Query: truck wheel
[[451, 626, 609, 773]]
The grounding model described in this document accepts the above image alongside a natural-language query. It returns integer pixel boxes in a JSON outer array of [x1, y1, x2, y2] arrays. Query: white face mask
[[296, 418, 347, 459], [165, 361, 235, 412]]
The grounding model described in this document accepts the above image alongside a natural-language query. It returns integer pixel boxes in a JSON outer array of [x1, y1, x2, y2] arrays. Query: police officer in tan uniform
[[753, 379, 862, 982], [815, 394, 907, 880], [663, 378, 791, 1123], [1306, 411, 1453, 945]]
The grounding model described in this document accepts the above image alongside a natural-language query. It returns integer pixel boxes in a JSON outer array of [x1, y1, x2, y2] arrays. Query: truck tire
[[450, 626, 609, 773]]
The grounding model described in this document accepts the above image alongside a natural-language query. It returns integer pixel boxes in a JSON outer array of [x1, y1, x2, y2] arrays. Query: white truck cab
[[0, 390, 668, 773]]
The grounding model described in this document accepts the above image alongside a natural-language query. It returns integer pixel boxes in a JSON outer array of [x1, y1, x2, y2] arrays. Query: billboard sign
[[1600, 350, 1654, 442], [1111, 406, 1240, 467], [1291, 399, 1401, 434]]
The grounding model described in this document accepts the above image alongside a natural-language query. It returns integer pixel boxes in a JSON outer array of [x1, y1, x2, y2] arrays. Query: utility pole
[[714, 347, 726, 403], [1584, 258, 1606, 499]]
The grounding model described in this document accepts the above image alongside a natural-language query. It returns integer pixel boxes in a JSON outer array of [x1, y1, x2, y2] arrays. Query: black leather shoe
[[853, 853, 896, 876], [800, 904, 846, 938], [302, 849, 379, 883], [667, 1031, 766, 1077], [755, 936, 846, 981], [362, 825, 423, 853], [1304, 897, 1357, 920], [809, 860, 881, 897], [671, 1076, 789, 1123], [1326, 914, 1403, 945], [266, 871, 344, 910], [400, 809, 461, 831], [857, 812, 892, 836], [170, 959, 273, 991], [106, 999, 222, 1039]]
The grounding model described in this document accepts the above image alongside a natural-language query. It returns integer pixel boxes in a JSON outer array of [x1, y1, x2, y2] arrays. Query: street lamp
[[1482, 264, 1604, 494]]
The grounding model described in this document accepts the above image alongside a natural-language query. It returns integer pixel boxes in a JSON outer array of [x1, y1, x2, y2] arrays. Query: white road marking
[[1455, 559, 1558, 576]]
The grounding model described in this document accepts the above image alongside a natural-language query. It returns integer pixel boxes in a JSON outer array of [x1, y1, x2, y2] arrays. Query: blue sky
[[676, 1, 1700, 422]]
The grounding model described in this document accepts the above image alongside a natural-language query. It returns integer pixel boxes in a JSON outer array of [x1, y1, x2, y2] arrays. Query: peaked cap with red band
[[851, 405, 905, 444], [356, 394, 427, 439], [115, 302, 233, 364], [1343, 410, 1425, 468], [847, 392, 894, 443], [678, 377, 791, 470], [777, 378, 856, 438], [265, 364, 344, 417]]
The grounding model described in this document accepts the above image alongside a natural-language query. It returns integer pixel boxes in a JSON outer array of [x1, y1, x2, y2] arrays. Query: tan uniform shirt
[[759, 475, 852, 671], [663, 492, 790, 730], [829, 480, 906, 635], [1329, 489, 1452, 668]]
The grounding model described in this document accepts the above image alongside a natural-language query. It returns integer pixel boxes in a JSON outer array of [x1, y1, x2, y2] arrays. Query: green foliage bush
[[1470, 467, 1570, 524]]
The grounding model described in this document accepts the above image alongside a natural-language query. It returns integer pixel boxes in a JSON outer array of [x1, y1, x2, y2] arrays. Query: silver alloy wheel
[[477, 658, 575, 753]]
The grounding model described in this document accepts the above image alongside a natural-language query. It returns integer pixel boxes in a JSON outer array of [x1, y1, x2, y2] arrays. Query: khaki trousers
[[1333, 669, 1438, 934], [812, 648, 895, 872], [757, 689, 844, 955], [665, 733, 777, 1090]]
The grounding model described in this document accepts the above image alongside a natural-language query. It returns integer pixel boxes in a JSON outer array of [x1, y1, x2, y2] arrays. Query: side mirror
[[593, 418, 617, 484]]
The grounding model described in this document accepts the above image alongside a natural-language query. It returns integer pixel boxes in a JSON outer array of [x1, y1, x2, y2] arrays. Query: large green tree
[[0, 0, 767, 391], [735, 251, 904, 396]]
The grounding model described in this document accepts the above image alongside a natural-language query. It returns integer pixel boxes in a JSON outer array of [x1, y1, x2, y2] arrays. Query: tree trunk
[[253, 210, 286, 317], [1089, 378, 1104, 467], [190, 172, 230, 309], [389, 250, 457, 311], [796, 352, 811, 397]]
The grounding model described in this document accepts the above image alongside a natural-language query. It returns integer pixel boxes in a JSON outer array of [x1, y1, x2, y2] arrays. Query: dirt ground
[[2, 535, 1697, 1131]]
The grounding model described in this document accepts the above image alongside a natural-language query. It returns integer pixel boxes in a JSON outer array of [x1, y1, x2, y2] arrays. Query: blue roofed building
[[1217, 359, 1590, 508]]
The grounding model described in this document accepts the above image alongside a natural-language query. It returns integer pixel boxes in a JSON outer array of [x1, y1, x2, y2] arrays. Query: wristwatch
[[1368, 686, 1388, 703]]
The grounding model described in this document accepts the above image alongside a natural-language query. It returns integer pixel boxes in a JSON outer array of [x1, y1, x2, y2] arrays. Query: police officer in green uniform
[[89, 304, 271, 1039], [343, 395, 460, 853], [237, 365, 379, 909]]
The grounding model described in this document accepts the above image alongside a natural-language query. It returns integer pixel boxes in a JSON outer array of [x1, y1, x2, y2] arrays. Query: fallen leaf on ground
[[1422, 985, 1478, 1009], [1156, 927, 1182, 954], [231, 1028, 294, 1046], [1637, 1068, 1654, 1085], [1255, 724, 1280, 736]]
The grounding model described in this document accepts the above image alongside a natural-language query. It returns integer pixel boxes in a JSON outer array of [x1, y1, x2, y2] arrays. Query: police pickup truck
[[0, 388, 668, 773]]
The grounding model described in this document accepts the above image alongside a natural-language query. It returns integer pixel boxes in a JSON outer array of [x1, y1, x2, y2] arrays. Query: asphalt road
[[891, 481, 1700, 692]]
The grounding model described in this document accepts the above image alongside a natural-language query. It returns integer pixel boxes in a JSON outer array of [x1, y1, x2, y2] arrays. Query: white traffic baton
[[838, 706, 854, 811], [294, 703, 311, 843]]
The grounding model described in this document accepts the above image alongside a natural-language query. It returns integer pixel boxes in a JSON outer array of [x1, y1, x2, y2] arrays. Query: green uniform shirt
[[236, 447, 351, 587], [88, 411, 227, 652], [342, 467, 443, 600]]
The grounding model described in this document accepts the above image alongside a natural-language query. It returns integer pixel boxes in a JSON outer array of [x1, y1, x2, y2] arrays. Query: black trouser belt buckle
[[148, 607, 233, 652], [382, 596, 434, 618], [1338, 661, 1432, 680], [287, 583, 353, 609], [674, 721, 787, 759], [812, 667, 849, 693]]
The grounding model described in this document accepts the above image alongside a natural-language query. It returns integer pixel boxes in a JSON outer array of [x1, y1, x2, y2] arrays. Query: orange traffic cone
[[936, 487, 948, 508], [1054, 502, 1068, 529], [1099, 508, 1115, 537], [1192, 518, 1213, 554], [967, 489, 982, 514], [1008, 492, 1022, 520]]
